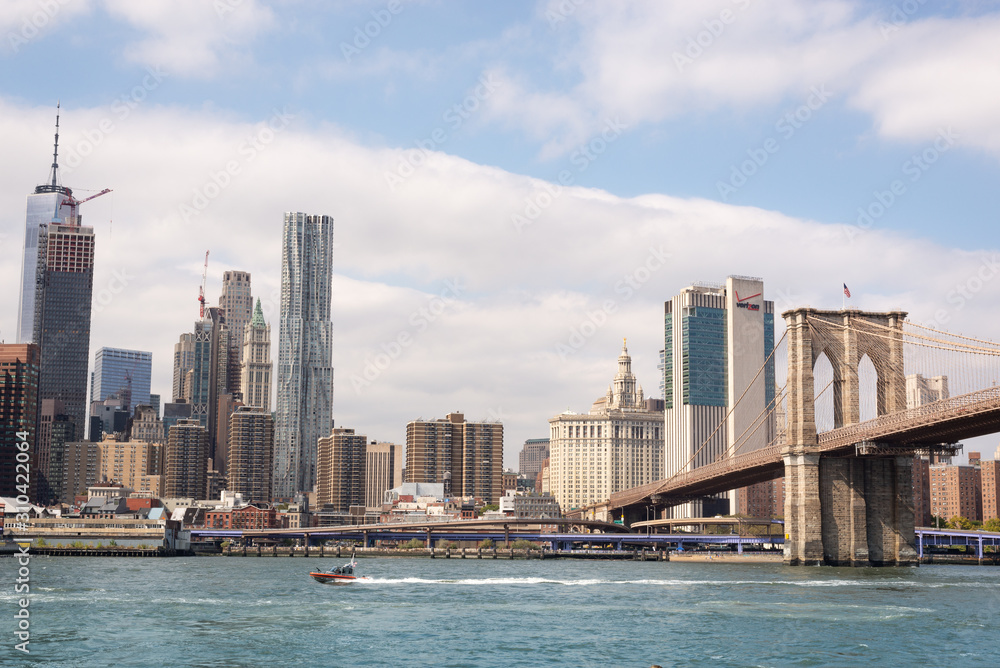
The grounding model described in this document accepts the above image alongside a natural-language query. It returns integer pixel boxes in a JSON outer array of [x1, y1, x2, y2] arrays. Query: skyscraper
[[663, 276, 776, 517], [240, 298, 272, 410], [218, 270, 251, 400], [17, 106, 76, 344], [406, 413, 504, 504], [365, 441, 402, 510], [316, 427, 367, 512], [518, 438, 550, 482], [274, 212, 334, 500], [90, 347, 152, 412], [18, 108, 101, 436], [164, 418, 209, 499], [0, 344, 40, 498], [227, 406, 274, 505]]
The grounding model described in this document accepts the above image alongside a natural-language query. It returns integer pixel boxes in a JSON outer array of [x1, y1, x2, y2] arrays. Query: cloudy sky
[[2, 0, 1000, 468]]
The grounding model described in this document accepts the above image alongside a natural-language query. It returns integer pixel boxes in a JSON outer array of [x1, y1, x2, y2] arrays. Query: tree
[[510, 539, 540, 551], [478, 503, 499, 515], [984, 517, 1000, 533], [478, 538, 494, 549], [948, 516, 974, 530]]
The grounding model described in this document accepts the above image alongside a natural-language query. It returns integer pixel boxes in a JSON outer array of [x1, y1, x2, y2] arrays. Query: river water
[[2, 556, 999, 666]]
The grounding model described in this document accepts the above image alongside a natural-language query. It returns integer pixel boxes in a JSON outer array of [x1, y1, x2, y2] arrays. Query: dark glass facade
[[682, 306, 727, 407], [35, 252, 94, 439]]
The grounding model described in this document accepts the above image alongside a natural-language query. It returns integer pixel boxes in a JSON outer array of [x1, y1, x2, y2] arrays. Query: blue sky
[[2, 0, 1000, 466]]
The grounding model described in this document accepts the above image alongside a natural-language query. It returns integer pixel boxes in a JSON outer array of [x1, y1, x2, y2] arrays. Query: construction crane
[[55, 188, 112, 225], [199, 250, 210, 319]]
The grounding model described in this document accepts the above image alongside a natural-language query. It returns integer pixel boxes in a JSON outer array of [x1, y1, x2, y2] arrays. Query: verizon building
[[663, 276, 776, 517]]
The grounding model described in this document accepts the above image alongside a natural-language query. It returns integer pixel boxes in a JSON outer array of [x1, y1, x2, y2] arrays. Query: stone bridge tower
[[782, 308, 917, 566]]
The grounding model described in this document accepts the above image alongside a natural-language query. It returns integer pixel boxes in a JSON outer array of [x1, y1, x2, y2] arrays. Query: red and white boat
[[309, 552, 370, 585]]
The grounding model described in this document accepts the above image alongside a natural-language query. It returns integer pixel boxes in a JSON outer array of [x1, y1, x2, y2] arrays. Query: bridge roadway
[[610, 385, 1000, 510]]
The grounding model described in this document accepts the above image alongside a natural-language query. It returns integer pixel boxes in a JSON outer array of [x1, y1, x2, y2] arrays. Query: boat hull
[[309, 572, 368, 585]]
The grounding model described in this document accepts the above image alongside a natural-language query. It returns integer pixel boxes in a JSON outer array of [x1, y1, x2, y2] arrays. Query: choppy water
[[3, 556, 1000, 666]]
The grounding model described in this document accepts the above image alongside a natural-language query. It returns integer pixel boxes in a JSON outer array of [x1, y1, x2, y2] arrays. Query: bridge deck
[[610, 386, 1000, 510]]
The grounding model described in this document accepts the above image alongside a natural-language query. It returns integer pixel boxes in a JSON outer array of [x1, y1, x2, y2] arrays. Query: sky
[[2, 0, 1000, 469]]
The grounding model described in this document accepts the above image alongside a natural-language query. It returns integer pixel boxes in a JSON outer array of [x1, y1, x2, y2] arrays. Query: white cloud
[[100, 0, 275, 78], [1, 98, 997, 466], [0, 0, 94, 54], [485, 0, 1000, 160]]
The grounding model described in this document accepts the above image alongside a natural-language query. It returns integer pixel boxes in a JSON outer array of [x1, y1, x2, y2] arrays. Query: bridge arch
[[782, 308, 915, 567]]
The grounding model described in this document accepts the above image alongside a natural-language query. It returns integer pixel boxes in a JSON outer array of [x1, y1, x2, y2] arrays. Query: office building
[[172, 332, 195, 402], [406, 413, 504, 504], [316, 428, 367, 512], [164, 418, 209, 499], [240, 298, 272, 410], [365, 441, 403, 511], [274, 212, 334, 499], [16, 106, 77, 344], [663, 276, 776, 517], [18, 114, 99, 437], [35, 399, 71, 502], [549, 341, 664, 512], [90, 347, 152, 413], [34, 219, 96, 439], [0, 344, 40, 498], [162, 399, 193, 435], [219, 270, 253, 371], [518, 438, 549, 483], [227, 406, 274, 505], [172, 306, 234, 468]]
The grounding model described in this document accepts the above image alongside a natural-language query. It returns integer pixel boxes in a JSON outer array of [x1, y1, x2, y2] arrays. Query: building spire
[[49, 101, 61, 187], [250, 297, 265, 327]]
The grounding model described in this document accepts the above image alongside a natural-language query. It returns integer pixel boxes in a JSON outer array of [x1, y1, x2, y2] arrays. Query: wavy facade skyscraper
[[273, 212, 333, 500]]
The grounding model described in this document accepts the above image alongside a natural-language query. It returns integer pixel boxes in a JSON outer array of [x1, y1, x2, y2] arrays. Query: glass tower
[[91, 347, 153, 412]]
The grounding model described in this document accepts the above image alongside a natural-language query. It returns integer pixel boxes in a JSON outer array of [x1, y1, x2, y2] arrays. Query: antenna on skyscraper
[[50, 100, 61, 187]]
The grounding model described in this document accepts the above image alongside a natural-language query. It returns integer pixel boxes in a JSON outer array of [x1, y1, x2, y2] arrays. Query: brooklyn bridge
[[610, 307, 1000, 566]]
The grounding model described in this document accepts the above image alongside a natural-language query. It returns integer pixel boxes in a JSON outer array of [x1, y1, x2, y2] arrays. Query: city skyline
[[2, 2, 1000, 468]]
